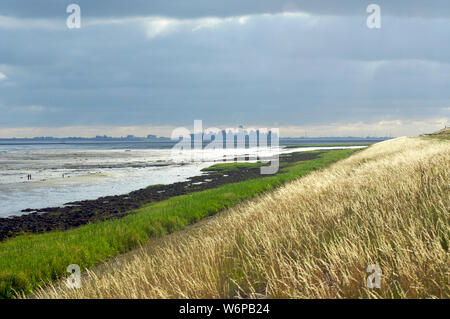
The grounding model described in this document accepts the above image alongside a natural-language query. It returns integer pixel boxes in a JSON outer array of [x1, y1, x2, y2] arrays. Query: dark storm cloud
[[1, 0, 450, 19], [0, 1, 449, 133]]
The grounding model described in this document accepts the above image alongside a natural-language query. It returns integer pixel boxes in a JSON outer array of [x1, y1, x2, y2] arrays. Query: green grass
[[422, 135, 450, 141], [201, 162, 262, 172], [284, 143, 373, 149], [0, 149, 358, 298]]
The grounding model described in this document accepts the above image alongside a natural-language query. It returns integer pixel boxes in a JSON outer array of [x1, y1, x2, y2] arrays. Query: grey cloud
[[1, 1, 450, 19], [0, 5, 449, 129]]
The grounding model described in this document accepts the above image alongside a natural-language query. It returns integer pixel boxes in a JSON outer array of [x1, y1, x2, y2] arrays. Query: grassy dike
[[37, 137, 449, 299], [0, 149, 358, 298]]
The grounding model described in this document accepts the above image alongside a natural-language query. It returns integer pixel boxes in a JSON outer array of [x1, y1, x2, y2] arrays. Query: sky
[[0, 0, 449, 137]]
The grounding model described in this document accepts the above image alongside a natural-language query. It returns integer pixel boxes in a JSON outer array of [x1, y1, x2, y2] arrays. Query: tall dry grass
[[36, 137, 449, 299]]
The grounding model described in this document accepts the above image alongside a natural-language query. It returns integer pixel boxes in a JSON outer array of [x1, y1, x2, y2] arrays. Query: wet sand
[[0, 152, 321, 241]]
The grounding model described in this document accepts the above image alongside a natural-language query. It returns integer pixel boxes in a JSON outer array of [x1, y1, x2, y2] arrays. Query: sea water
[[0, 140, 368, 217]]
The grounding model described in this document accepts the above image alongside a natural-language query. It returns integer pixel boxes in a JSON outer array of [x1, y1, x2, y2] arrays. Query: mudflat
[[0, 152, 321, 241]]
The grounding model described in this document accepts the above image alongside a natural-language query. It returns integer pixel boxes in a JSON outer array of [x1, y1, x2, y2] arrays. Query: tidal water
[[0, 139, 375, 217]]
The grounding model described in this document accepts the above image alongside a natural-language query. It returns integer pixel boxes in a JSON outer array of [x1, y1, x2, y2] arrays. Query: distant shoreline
[[0, 137, 389, 146]]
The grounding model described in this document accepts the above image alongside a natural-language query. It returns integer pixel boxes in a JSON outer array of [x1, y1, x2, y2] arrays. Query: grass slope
[[36, 137, 449, 299], [0, 149, 356, 298], [422, 128, 450, 141], [284, 143, 373, 148]]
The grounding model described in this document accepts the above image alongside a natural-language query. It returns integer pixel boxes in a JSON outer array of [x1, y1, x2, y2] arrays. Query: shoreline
[[0, 151, 322, 241], [0, 144, 370, 217]]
